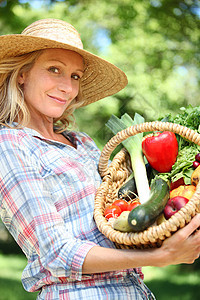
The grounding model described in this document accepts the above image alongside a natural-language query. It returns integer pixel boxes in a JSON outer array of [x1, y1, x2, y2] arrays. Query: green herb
[[162, 105, 200, 149], [159, 105, 200, 184], [158, 146, 199, 185]]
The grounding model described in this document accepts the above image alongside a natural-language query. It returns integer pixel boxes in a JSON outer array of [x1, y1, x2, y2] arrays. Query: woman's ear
[[18, 73, 25, 85]]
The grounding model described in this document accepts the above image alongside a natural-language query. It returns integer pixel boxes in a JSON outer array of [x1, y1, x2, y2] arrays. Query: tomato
[[195, 153, 200, 162], [112, 199, 128, 212], [193, 161, 200, 169], [127, 200, 141, 211], [104, 205, 122, 219], [142, 131, 178, 173]]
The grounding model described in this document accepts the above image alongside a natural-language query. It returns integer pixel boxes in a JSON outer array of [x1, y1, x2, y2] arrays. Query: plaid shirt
[[0, 126, 154, 300]]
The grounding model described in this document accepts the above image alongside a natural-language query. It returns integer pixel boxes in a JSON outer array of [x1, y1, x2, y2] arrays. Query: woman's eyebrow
[[48, 59, 84, 73], [75, 68, 84, 73]]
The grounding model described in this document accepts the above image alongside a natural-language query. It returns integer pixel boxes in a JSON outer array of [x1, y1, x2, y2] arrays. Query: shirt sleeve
[[0, 131, 97, 281]]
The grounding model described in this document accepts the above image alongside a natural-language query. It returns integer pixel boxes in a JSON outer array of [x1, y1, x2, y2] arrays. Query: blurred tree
[[0, 2, 200, 275]]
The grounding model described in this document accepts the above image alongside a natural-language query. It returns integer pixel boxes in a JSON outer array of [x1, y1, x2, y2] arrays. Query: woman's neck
[[26, 118, 74, 147], [29, 124, 75, 147], [27, 117, 54, 138]]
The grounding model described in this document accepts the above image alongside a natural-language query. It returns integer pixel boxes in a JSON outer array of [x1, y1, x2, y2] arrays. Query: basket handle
[[99, 121, 200, 177]]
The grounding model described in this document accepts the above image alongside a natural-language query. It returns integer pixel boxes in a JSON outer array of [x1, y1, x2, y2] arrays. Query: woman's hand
[[82, 214, 200, 274], [154, 213, 200, 267]]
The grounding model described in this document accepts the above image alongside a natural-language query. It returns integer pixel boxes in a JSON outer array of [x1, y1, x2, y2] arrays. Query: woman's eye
[[72, 74, 80, 80], [48, 66, 60, 74]]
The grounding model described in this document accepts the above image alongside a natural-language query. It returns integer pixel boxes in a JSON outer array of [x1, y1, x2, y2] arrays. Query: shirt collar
[[10, 123, 77, 147]]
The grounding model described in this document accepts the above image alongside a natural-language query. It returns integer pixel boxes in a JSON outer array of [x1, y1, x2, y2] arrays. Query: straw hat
[[0, 18, 128, 107]]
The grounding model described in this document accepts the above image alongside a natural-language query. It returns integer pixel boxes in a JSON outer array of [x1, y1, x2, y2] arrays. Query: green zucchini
[[128, 178, 169, 232]]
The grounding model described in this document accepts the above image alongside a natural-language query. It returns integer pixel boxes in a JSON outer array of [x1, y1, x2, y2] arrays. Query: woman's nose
[[58, 76, 73, 94]]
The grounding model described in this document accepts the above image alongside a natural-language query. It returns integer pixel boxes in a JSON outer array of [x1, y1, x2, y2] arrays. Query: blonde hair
[[0, 50, 84, 132]]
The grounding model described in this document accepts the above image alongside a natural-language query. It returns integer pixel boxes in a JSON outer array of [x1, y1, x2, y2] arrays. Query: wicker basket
[[94, 121, 200, 249]]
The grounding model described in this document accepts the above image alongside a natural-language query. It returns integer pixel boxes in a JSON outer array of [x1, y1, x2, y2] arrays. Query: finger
[[177, 214, 200, 237]]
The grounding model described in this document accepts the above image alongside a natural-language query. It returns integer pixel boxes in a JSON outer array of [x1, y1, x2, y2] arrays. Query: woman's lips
[[48, 95, 67, 104]]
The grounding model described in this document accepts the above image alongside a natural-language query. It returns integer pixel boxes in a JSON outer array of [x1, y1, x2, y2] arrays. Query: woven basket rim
[[94, 121, 200, 247]]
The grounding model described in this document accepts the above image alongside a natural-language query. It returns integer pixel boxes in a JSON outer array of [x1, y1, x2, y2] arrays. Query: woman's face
[[18, 48, 84, 123]]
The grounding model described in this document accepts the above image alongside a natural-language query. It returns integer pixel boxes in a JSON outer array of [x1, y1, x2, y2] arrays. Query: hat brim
[[0, 35, 128, 106]]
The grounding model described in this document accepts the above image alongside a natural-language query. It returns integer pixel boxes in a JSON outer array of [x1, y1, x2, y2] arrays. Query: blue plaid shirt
[[0, 126, 154, 300]]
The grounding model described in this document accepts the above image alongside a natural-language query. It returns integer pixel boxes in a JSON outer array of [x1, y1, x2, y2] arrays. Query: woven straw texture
[[94, 121, 200, 249]]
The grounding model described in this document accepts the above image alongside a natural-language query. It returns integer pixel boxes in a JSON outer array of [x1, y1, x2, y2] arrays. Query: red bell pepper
[[142, 131, 178, 173]]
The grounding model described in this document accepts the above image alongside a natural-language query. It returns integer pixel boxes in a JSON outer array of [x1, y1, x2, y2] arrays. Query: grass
[[0, 253, 38, 300], [143, 265, 200, 300], [0, 253, 199, 300]]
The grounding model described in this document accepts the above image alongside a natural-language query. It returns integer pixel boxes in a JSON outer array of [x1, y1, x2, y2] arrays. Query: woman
[[0, 18, 199, 300]]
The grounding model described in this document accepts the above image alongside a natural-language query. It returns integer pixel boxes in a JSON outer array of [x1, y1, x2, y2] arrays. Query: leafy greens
[[158, 105, 200, 185]]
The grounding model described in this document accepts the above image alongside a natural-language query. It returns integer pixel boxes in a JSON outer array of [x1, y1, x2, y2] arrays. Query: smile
[[48, 95, 67, 104]]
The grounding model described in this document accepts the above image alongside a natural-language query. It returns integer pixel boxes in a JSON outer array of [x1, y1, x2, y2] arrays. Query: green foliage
[[0, 2, 199, 296], [167, 105, 200, 130], [143, 265, 200, 300], [0, 254, 38, 299]]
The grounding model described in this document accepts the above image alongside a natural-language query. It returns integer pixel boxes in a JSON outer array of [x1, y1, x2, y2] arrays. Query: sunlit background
[[0, 0, 199, 148], [0, 1, 200, 299]]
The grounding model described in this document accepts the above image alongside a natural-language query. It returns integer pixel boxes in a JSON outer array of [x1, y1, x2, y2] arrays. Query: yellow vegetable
[[113, 211, 133, 232], [170, 184, 196, 200], [191, 165, 200, 186]]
